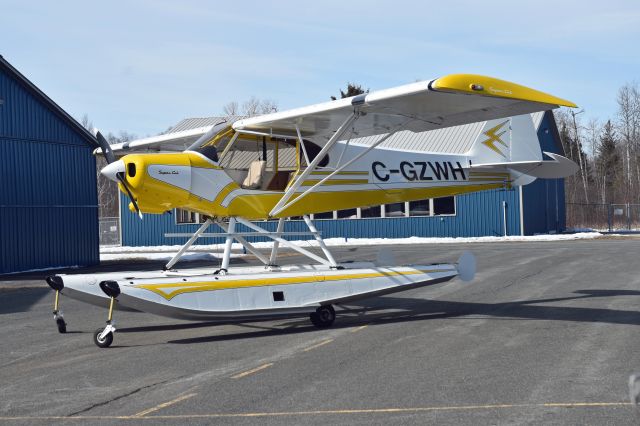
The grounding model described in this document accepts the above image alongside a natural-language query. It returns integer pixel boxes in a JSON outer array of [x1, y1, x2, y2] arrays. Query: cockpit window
[[197, 145, 219, 162]]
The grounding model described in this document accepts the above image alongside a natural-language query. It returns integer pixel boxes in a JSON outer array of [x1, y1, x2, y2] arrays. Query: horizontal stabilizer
[[471, 152, 578, 179]]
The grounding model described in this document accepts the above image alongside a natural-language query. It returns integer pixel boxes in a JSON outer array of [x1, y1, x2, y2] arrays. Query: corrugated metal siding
[[0, 68, 99, 273], [121, 188, 520, 246], [0, 71, 90, 147], [523, 111, 566, 234], [169, 116, 245, 133], [350, 122, 485, 153]]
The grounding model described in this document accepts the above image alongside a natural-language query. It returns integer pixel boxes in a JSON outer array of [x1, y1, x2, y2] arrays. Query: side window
[[360, 206, 381, 218], [409, 200, 430, 216], [433, 196, 456, 215], [384, 203, 405, 218], [313, 211, 334, 219], [337, 208, 357, 219], [176, 209, 197, 224]]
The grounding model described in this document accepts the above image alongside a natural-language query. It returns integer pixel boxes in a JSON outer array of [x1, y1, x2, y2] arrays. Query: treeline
[[557, 82, 640, 206]]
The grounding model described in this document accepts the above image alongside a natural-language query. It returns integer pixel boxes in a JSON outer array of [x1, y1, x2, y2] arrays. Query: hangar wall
[[522, 111, 566, 234], [0, 56, 99, 273]]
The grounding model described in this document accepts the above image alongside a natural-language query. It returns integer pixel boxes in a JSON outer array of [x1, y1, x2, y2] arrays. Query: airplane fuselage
[[116, 142, 509, 219]]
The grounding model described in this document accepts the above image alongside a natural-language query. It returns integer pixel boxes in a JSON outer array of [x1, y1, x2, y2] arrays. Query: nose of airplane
[[101, 159, 125, 182]]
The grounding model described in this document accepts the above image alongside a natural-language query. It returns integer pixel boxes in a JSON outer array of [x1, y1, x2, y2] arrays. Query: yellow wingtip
[[431, 74, 577, 108]]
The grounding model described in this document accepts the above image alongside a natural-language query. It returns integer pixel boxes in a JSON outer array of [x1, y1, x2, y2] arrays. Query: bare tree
[[570, 110, 590, 203], [223, 101, 239, 116], [258, 99, 278, 115], [79, 114, 137, 218], [616, 83, 640, 203], [241, 97, 261, 117], [223, 98, 278, 118]]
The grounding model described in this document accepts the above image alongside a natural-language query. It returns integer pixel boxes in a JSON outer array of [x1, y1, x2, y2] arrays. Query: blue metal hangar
[[0, 56, 99, 274], [118, 111, 566, 247]]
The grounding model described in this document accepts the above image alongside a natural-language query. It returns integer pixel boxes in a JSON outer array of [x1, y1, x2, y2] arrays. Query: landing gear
[[55, 317, 67, 334], [310, 305, 336, 328], [93, 281, 121, 348], [46, 276, 67, 334], [93, 324, 115, 348]]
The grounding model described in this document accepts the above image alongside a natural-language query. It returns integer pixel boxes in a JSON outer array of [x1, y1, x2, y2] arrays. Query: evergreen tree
[[597, 120, 620, 202], [331, 83, 368, 100]]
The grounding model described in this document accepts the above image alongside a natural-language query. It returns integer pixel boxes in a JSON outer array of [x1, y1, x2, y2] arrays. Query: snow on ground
[[100, 232, 606, 262], [100, 252, 241, 262]]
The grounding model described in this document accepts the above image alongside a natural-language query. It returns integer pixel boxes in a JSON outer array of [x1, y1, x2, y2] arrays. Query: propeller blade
[[116, 172, 143, 220], [95, 130, 116, 164]]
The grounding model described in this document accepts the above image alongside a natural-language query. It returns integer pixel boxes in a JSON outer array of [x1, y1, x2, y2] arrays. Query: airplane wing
[[93, 117, 242, 156], [233, 74, 576, 143], [102, 126, 214, 155]]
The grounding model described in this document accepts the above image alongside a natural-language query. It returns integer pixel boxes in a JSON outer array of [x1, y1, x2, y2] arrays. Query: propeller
[[95, 130, 143, 220], [116, 171, 143, 220]]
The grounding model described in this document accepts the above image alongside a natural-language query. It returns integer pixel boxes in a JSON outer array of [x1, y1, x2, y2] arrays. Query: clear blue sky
[[1, 0, 638, 137]]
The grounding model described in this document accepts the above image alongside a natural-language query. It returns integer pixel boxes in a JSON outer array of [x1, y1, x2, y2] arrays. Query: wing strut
[[269, 112, 358, 217], [270, 118, 414, 217]]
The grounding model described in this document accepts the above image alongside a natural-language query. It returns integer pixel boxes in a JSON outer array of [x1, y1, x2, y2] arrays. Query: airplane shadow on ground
[[0, 287, 50, 315], [163, 289, 640, 345]]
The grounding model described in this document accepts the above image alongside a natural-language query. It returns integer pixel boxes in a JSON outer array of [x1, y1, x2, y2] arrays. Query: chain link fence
[[567, 203, 640, 231], [99, 217, 120, 246]]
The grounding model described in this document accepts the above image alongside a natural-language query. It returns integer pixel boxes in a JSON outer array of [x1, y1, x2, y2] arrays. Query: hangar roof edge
[[0, 55, 99, 149]]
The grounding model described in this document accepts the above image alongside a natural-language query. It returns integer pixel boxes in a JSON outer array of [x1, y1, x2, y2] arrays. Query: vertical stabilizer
[[467, 114, 542, 164], [467, 114, 543, 186]]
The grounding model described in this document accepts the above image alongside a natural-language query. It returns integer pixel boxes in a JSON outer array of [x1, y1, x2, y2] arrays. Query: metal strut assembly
[[163, 216, 339, 271], [164, 218, 214, 270]]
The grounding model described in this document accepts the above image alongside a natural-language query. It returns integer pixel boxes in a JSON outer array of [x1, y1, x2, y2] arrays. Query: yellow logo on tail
[[482, 120, 509, 158]]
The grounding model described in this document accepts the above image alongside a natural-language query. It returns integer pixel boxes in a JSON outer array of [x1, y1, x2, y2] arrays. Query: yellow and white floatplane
[[46, 74, 578, 347]]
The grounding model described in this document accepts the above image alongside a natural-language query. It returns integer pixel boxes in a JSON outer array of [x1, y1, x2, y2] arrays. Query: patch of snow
[[101, 232, 606, 258], [100, 252, 241, 262], [566, 227, 597, 233]]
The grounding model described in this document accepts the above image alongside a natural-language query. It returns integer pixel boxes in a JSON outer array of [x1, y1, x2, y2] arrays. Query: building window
[[409, 200, 430, 216], [176, 209, 197, 224], [433, 196, 456, 215], [360, 205, 381, 218], [384, 203, 405, 218], [176, 196, 456, 225], [313, 211, 333, 220], [337, 208, 357, 219]]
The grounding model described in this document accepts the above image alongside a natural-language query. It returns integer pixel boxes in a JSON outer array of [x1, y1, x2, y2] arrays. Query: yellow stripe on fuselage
[[213, 182, 240, 206], [310, 171, 369, 176], [134, 268, 451, 300], [301, 179, 369, 187]]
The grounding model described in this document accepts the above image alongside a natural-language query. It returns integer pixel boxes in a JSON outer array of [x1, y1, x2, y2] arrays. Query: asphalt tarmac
[[2, 238, 640, 425]]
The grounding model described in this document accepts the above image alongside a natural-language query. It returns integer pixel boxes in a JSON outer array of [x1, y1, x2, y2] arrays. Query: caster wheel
[[56, 318, 67, 334], [310, 305, 336, 328], [93, 328, 113, 348]]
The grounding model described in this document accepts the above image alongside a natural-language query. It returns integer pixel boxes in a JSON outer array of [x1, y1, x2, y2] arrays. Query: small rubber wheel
[[93, 328, 113, 348], [56, 318, 67, 334], [310, 305, 336, 328]]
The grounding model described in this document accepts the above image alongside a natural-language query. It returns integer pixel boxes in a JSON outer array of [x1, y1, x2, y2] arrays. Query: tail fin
[[467, 114, 542, 164], [466, 114, 577, 185]]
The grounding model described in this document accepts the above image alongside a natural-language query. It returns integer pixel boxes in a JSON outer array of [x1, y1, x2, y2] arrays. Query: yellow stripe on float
[[135, 268, 452, 300]]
